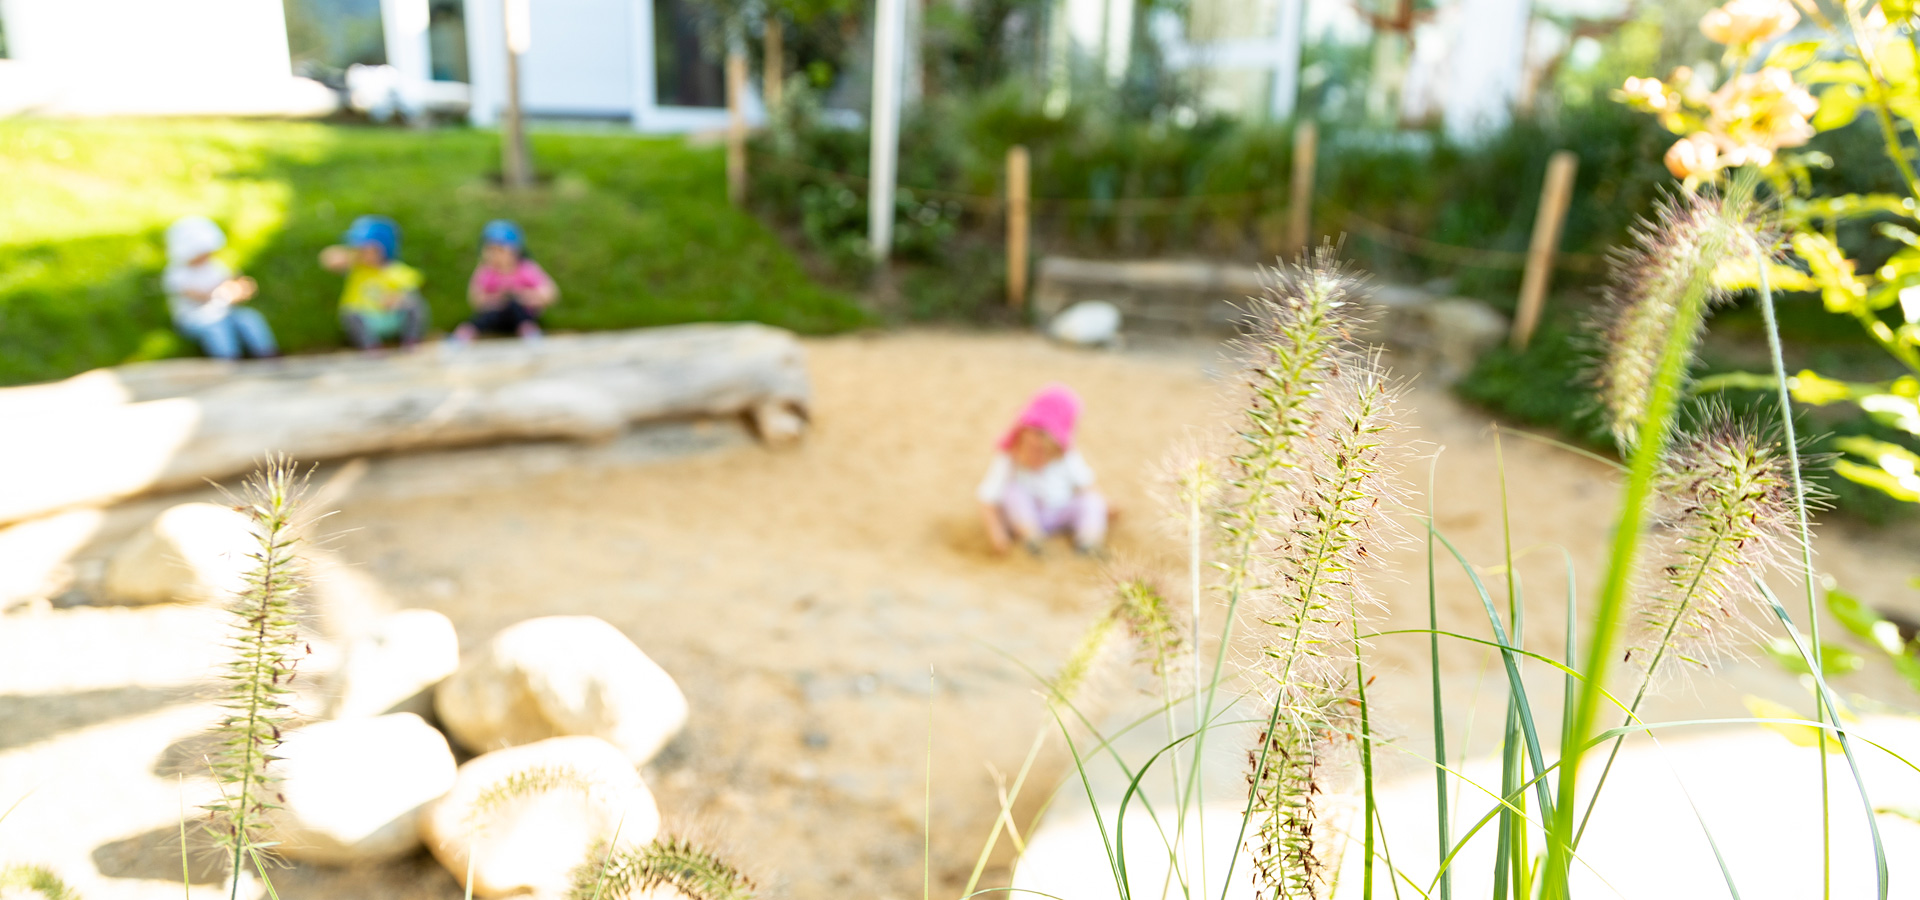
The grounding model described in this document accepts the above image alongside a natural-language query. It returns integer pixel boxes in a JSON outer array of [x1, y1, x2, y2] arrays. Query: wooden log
[[0, 325, 812, 525]]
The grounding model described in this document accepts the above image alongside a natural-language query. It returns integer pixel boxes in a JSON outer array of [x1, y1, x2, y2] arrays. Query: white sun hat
[[165, 216, 227, 265]]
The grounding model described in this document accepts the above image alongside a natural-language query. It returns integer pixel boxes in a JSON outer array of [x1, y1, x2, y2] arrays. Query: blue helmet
[[481, 219, 524, 251], [343, 215, 400, 261]]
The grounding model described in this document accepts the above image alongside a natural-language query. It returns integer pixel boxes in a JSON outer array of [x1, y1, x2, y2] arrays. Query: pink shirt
[[469, 259, 554, 302]]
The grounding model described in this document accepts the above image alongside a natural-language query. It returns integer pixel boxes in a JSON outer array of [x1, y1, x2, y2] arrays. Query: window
[[283, 0, 387, 82], [653, 0, 724, 108], [427, 0, 468, 82]]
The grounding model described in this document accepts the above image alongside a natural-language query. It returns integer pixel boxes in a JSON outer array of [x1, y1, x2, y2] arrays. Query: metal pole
[[1512, 150, 1579, 349], [868, 0, 904, 260]]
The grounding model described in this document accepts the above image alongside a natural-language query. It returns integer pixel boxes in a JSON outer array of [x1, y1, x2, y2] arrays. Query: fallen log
[[0, 324, 811, 525]]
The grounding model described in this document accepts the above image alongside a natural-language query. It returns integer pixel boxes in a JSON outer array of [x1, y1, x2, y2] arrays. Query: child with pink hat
[[977, 384, 1108, 556]]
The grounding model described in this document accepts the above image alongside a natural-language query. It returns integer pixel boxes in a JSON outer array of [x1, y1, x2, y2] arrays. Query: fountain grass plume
[[1548, 177, 1766, 898], [568, 837, 755, 900], [1593, 188, 1770, 450], [204, 456, 311, 895], [0, 863, 81, 900], [1630, 407, 1811, 679], [1238, 358, 1404, 900], [465, 764, 613, 833], [1112, 576, 1184, 679]]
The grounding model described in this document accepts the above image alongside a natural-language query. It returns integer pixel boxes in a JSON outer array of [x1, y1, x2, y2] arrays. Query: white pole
[[1268, 0, 1304, 121], [868, 0, 904, 260]]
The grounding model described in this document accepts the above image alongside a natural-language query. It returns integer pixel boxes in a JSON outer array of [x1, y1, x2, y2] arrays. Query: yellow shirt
[[339, 262, 423, 315]]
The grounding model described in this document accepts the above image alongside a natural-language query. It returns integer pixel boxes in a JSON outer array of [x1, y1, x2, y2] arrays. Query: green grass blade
[[1759, 578, 1889, 900], [1358, 615, 1379, 900], [1425, 451, 1454, 900], [1050, 706, 1129, 899], [1430, 526, 1557, 821]]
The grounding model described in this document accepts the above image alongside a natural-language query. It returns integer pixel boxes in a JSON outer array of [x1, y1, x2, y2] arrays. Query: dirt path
[[2, 330, 1917, 899]]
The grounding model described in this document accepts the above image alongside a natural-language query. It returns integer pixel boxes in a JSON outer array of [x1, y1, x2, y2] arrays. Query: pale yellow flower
[[1706, 67, 1818, 166], [1665, 133, 1724, 179], [1621, 75, 1675, 112], [1700, 0, 1801, 47]]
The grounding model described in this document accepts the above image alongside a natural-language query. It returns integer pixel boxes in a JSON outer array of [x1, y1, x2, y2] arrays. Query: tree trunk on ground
[[0, 325, 812, 525]]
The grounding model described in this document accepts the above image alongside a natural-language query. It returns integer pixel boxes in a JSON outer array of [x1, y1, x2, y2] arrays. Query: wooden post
[[1512, 150, 1579, 349], [763, 19, 784, 113], [1006, 145, 1031, 309], [1287, 120, 1317, 257], [501, 0, 532, 190], [726, 50, 748, 207]]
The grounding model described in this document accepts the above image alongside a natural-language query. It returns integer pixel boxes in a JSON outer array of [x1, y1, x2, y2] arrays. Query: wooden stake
[[763, 19, 784, 113], [1007, 145, 1031, 310], [1287, 120, 1317, 257], [501, 0, 532, 190], [1512, 150, 1579, 349], [726, 50, 748, 207]]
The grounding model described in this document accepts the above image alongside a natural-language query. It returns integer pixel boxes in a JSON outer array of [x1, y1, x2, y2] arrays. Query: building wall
[[0, 0, 291, 80]]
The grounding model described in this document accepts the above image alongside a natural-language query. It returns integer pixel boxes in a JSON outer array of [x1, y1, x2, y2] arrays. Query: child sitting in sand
[[162, 217, 279, 360], [978, 384, 1108, 556], [320, 215, 428, 351], [453, 219, 557, 343]]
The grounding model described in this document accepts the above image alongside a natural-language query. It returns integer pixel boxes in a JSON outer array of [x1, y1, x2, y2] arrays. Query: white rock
[[435, 616, 688, 765], [328, 609, 461, 719], [269, 713, 457, 864], [1421, 298, 1507, 379], [101, 502, 257, 605], [1049, 300, 1123, 347], [422, 736, 660, 898]]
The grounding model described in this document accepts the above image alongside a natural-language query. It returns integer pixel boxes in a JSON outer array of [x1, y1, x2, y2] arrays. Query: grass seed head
[[1630, 407, 1808, 678], [1592, 187, 1772, 450]]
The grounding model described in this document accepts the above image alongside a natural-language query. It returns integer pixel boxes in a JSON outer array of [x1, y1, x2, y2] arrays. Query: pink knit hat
[[999, 383, 1082, 451]]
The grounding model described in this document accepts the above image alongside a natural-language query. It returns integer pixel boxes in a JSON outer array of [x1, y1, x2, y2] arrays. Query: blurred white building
[[0, 0, 756, 131]]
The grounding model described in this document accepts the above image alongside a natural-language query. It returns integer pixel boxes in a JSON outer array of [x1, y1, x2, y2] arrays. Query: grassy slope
[[0, 119, 870, 386]]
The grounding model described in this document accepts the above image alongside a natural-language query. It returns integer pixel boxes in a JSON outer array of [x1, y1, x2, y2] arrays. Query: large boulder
[[101, 502, 257, 605], [422, 736, 660, 898], [268, 713, 458, 864], [435, 616, 688, 765], [328, 609, 461, 719]]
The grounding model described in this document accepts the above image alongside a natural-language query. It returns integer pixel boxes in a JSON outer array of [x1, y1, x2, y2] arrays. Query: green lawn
[[0, 119, 871, 386]]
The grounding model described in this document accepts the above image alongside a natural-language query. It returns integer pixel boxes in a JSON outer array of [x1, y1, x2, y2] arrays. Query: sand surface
[[2, 329, 1918, 899]]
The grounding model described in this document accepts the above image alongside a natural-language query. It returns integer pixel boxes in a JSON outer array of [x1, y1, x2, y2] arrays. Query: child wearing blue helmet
[[454, 219, 558, 342], [320, 215, 429, 351]]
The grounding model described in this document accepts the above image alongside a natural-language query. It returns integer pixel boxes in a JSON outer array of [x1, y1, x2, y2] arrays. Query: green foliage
[[0, 863, 81, 900], [751, 78, 1687, 318], [0, 119, 869, 387], [1824, 585, 1920, 695]]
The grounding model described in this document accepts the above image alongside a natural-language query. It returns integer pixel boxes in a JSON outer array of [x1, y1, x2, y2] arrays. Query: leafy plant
[[1617, 0, 1920, 509]]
